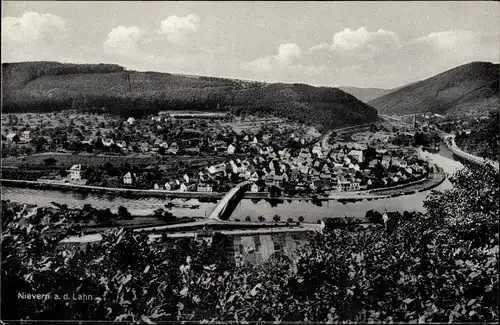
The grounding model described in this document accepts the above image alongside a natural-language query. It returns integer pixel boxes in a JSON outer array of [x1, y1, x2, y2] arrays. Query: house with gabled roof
[[123, 172, 136, 185]]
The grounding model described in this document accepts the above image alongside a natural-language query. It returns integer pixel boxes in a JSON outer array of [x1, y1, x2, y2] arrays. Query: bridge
[[207, 180, 253, 221]]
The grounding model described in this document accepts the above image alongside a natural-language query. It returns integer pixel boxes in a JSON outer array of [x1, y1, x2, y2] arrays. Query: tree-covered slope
[[368, 62, 499, 116], [456, 110, 499, 161], [2, 61, 378, 130]]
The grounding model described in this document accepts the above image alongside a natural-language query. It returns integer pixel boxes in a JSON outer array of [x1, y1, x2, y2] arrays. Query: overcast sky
[[2, 1, 499, 88]]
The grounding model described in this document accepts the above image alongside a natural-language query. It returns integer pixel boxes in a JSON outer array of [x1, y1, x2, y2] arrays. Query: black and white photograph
[[1, 0, 499, 323]]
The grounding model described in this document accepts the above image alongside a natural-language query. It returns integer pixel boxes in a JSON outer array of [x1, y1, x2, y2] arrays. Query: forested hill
[[456, 110, 499, 161], [368, 61, 499, 116], [2, 61, 378, 130]]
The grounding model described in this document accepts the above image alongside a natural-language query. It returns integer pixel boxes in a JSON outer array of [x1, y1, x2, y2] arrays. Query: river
[[1, 143, 463, 222]]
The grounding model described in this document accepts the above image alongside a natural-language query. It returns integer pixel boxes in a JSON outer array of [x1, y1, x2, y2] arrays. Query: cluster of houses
[[3, 113, 313, 160], [37, 164, 88, 185], [142, 141, 429, 194], [5, 130, 31, 143]]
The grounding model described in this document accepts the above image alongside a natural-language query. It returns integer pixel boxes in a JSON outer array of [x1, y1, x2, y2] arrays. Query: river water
[[1, 144, 463, 222]]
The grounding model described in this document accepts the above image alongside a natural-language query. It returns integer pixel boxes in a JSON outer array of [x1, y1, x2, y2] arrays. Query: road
[[434, 128, 499, 173], [442, 134, 499, 172], [60, 225, 322, 243]]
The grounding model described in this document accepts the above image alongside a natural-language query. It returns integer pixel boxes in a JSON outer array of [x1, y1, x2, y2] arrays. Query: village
[[2, 111, 433, 197]]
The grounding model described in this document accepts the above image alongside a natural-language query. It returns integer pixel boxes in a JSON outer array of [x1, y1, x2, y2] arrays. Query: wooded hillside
[[2, 61, 378, 129]]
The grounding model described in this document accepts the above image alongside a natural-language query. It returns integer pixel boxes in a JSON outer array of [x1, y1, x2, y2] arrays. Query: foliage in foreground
[[1, 165, 498, 322]]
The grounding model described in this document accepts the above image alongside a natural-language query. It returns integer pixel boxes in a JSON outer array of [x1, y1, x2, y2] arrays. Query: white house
[[348, 150, 364, 163], [102, 139, 115, 147], [179, 183, 188, 192], [116, 141, 127, 149], [249, 172, 259, 181], [68, 165, 82, 180], [21, 130, 31, 142], [153, 183, 160, 190], [183, 174, 190, 184], [243, 135, 249, 141], [126, 117, 136, 125], [312, 144, 323, 157], [164, 182, 172, 191], [381, 156, 392, 168], [252, 136, 258, 144], [227, 144, 236, 154], [6, 133, 17, 142], [208, 163, 226, 174], [250, 183, 259, 192], [123, 172, 134, 184]]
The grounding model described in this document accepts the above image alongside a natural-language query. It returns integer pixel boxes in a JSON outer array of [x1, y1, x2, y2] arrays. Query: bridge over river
[[208, 181, 252, 221]]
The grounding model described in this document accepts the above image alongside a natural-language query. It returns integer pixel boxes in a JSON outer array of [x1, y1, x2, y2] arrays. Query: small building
[[21, 130, 31, 142], [68, 165, 82, 180], [168, 145, 179, 154], [183, 174, 190, 184], [381, 155, 392, 168], [102, 138, 115, 147], [227, 144, 236, 154], [208, 163, 226, 174], [197, 184, 213, 192], [123, 172, 135, 185], [126, 117, 136, 125], [82, 138, 94, 145], [312, 144, 323, 157], [164, 182, 172, 191], [348, 150, 364, 163], [139, 142, 149, 153], [179, 183, 188, 192], [6, 133, 18, 142], [250, 183, 260, 192]]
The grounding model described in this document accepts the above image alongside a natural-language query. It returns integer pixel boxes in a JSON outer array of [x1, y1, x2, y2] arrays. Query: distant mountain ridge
[[368, 62, 499, 116], [338, 87, 397, 103], [1, 61, 378, 130]]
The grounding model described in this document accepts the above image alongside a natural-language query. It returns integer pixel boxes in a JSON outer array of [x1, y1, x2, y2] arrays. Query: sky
[[2, 1, 499, 88]]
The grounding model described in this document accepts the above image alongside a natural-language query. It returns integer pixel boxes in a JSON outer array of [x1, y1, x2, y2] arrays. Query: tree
[[44, 157, 57, 166], [245, 216, 251, 222], [273, 215, 281, 223], [117, 206, 132, 220], [298, 216, 305, 223], [365, 210, 383, 224], [258, 216, 265, 222], [269, 185, 282, 197]]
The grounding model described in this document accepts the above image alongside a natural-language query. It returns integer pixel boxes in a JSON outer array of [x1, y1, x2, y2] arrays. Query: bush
[[365, 209, 383, 224]]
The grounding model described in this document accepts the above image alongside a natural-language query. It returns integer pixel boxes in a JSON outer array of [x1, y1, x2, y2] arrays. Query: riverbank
[[1, 165, 445, 202], [446, 136, 499, 172]]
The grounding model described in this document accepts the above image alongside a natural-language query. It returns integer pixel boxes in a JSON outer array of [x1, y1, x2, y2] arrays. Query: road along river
[[2, 144, 463, 223]]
